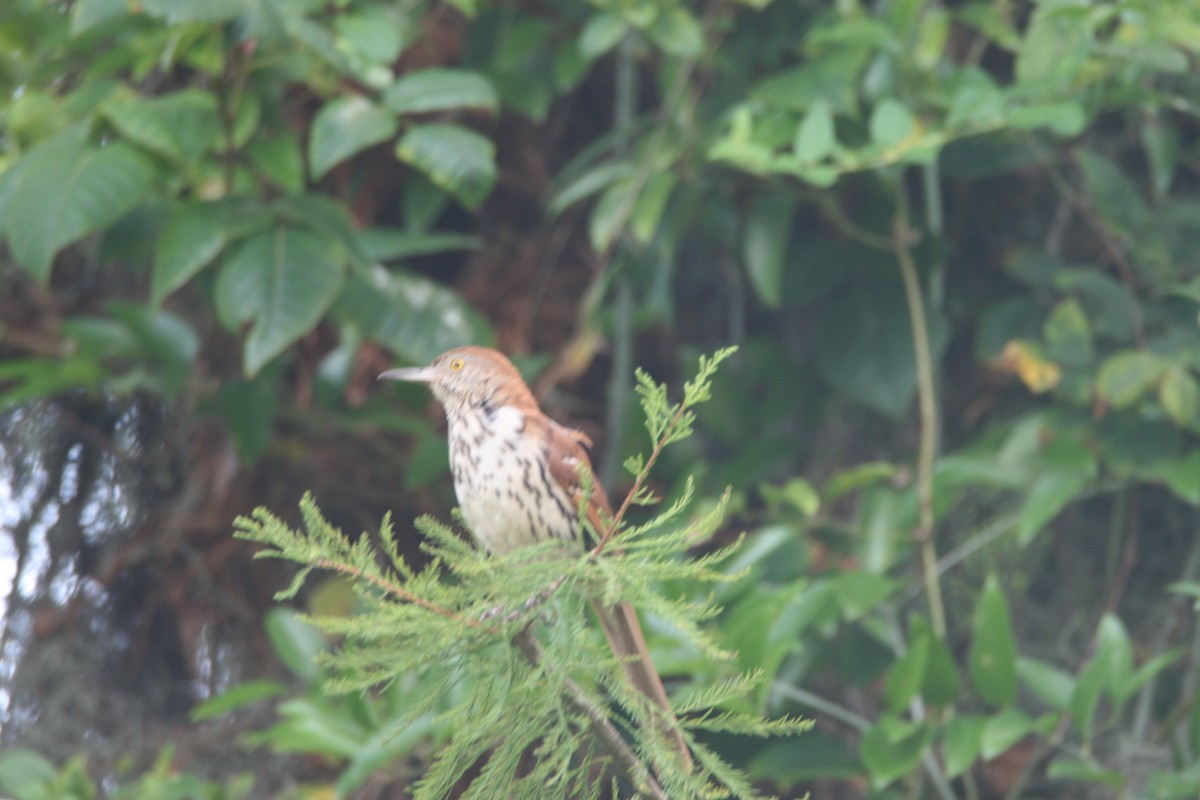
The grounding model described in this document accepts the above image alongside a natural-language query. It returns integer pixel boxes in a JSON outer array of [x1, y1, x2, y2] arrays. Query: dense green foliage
[[3, 0, 1200, 796]]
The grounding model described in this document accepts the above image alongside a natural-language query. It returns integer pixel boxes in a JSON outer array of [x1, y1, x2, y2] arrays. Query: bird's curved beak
[[378, 366, 436, 383]]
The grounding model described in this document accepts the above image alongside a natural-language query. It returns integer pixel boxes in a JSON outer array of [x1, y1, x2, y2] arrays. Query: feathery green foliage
[[233, 348, 809, 798]]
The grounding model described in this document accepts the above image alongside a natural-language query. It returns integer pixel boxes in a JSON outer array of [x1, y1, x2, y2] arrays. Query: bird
[[379, 345, 691, 767]]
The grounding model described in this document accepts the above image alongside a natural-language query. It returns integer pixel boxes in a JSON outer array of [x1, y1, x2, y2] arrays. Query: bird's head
[[379, 346, 535, 412]]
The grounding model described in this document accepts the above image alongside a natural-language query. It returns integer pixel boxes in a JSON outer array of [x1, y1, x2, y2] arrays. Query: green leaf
[[4, 132, 157, 280], [72, 0, 131, 33], [263, 608, 326, 683], [1042, 298, 1093, 367], [580, 11, 626, 59], [1017, 657, 1075, 710], [645, 6, 704, 57], [742, 193, 795, 308], [190, 679, 286, 721], [1071, 654, 1109, 740], [246, 133, 305, 193], [141, 0, 250, 23], [383, 68, 498, 115], [334, 4, 409, 65], [1159, 366, 1199, 427], [357, 229, 480, 261], [943, 715, 985, 778], [630, 172, 675, 244], [968, 576, 1017, 708], [333, 268, 493, 365], [793, 99, 835, 162], [215, 227, 346, 376], [1007, 102, 1086, 136], [885, 635, 928, 712], [1097, 350, 1165, 408], [0, 748, 58, 798], [1017, 470, 1088, 545], [152, 202, 235, 305], [860, 718, 931, 788], [101, 89, 220, 163], [869, 98, 915, 147], [309, 96, 398, 179], [915, 619, 958, 706], [1047, 759, 1125, 789], [395, 123, 496, 209], [980, 707, 1034, 760]]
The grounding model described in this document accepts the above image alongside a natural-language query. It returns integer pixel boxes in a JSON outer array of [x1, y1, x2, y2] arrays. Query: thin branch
[[591, 400, 690, 554], [514, 628, 668, 800], [313, 558, 481, 628]]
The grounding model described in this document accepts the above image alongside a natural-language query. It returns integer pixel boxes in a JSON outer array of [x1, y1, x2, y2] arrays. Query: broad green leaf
[[1095, 614, 1132, 706], [1159, 366, 1199, 427], [869, 98, 915, 147], [630, 172, 675, 244], [968, 576, 1017, 708], [256, 696, 368, 757], [1017, 657, 1075, 710], [885, 636, 928, 712], [395, 123, 496, 209], [333, 267, 493, 365], [0, 749, 58, 798], [247, 133, 305, 192], [152, 202, 233, 304], [1017, 470, 1087, 545], [793, 99, 835, 162], [579, 11, 627, 59], [914, 618, 958, 706], [1043, 297, 1093, 367], [548, 160, 634, 217], [645, 6, 704, 57], [189, 679, 285, 721], [1047, 759, 1125, 789], [309, 96, 398, 179], [1076, 148, 1151, 235], [860, 718, 931, 788], [588, 177, 630, 252], [383, 68, 498, 115], [1007, 102, 1086, 136], [4, 134, 157, 280], [215, 227, 346, 376], [742, 193, 795, 308], [141, 0, 251, 23], [102, 89, 220, 164], [1097, 350, 1165, 408], [357, 229, 480, 261], [943, 715, 985, 778], [1139, 450, 1200, 504], [334, 5, 409, 64], [263, 608, 326, 683], [1070, 655, 1108, 740], [72, 0, 130, 33], [980, 707, 1034, 759]]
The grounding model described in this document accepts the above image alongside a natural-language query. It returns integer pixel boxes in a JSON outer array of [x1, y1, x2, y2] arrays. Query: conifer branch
[[313, 558, 480, 627], [514, 629, 668, 800]]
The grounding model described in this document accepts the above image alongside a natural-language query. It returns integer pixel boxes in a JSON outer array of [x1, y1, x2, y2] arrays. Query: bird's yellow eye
[[449, 357, 465, 371]]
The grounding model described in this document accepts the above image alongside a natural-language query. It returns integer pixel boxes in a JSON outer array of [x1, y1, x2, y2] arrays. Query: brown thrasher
[[380, 345, 690, 766]]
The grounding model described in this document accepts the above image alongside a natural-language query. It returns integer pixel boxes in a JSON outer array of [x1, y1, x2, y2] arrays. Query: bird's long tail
[[592, 599, 692, 770]]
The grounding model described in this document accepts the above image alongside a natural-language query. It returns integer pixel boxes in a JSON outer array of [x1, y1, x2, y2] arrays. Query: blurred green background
[[2, 0, 1200, 796]]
